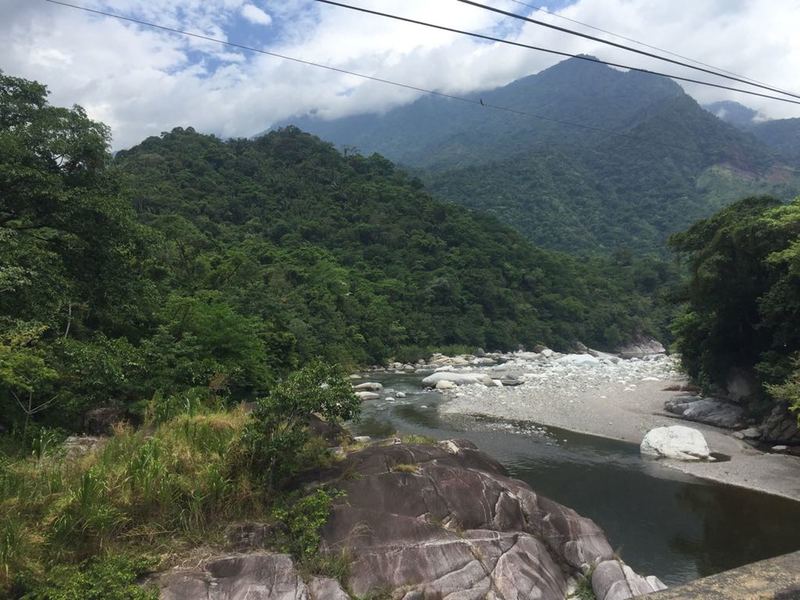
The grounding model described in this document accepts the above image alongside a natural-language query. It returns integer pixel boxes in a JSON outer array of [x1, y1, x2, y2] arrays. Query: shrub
[[17, 554, 157, 600], [272, 487, 341, 563], [239, 361, 360, 490]]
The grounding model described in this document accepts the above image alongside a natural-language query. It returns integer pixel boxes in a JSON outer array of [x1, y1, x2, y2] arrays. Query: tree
[[670, 196, 800, 411], [240, 361, 360, 490]]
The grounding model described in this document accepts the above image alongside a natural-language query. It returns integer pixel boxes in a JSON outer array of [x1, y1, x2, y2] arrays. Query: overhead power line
[[42, 0, 709, 154], [456, 0, 800, 101], [504, 0, 788, 94], [312, 0, 800, 107]]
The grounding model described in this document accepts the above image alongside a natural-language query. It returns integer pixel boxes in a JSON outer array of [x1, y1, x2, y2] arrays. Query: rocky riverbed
[[361, 349, 800, 501]]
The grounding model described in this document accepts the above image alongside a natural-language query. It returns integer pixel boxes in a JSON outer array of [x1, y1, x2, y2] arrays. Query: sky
[[2, 0, 799, 149]]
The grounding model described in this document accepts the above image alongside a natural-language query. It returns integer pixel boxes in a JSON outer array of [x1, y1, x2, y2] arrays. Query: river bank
[[403, 351, 800, 502]]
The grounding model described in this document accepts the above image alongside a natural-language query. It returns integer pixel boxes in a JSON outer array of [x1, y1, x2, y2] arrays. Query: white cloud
[[241, 3, 272, 26], [1, 0, 798, 150]]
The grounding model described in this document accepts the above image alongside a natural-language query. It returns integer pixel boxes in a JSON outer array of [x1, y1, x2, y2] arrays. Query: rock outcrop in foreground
[[157, 440, 666, 599]]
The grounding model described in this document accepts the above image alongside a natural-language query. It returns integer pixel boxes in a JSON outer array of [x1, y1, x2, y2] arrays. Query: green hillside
[[1, 71, 670, 433], [288, 58, 799, 254]]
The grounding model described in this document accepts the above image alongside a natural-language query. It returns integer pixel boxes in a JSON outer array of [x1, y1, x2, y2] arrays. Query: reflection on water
[[353, 373, 800, 586]]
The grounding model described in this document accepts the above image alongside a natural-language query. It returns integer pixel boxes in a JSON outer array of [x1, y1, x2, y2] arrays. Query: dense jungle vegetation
[[670, 195, 800, 417], [0, 71, 671, 434], [2, 67, 797, 599]]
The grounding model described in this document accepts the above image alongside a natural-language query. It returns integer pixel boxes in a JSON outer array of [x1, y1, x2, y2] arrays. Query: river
[[353, 373, 800, 586]]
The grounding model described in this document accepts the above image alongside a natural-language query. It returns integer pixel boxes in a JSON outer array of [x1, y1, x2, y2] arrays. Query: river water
[[353, 373, 800, 586]]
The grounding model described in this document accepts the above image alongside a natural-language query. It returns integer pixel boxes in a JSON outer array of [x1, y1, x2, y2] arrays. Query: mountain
[[749, 118, 800, 163], [703, 100, 800, 164], [115, 126, 669, 359], [704, 100, 763, 128], [286, 57, 800, 254]]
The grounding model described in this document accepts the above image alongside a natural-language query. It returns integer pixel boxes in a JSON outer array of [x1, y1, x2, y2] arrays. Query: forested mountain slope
[[288, 58, 800, 254], [705, 100, 800, 165], [1, 72, 670, 432], [117, 126, 666, 361]]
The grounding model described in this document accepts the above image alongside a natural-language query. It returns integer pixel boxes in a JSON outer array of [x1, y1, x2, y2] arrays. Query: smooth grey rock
[[641, 426, 710, 461], [741, 426, 761, 440], [592, 559, 666, 600], [316, 440, 657, 599], [63, 435, 104, 459], [435, 379, 457, 390], [422, 372, 492, 387], [355, 391, 380, 401], [678, 398, 745, 429], [157, 552, 313, 600], [617, 337, 665, 359], [396, 391, 406, 398], [308, 414, 351, 445], [557, 353, 600, 366], [307, 577, 350, 600], [761, 403, 800, 445], [353, 382, 382, 392]]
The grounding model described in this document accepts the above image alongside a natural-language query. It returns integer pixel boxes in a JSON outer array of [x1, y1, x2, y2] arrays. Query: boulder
[[353, 382, 383, 392], [317, 440, 664, 599], [557, 353, 600, 366], [741, 427, 761, 440], [500, 378, 525, 387], [641, 426, 710, 461], [63, 435, 104, 459], [617, 337, 665, 359], [308, 413, 351, 445], [592, 560, 667, 600], [396, 391, 406, 398], [355, 391, 380, 401], [156, 552, 350, 599], [421, 372, 493, 387], [761, 403, 800, 445], [308, 577, 351, 600], [83, 406, 131, 435], [435, 379, 457, 390], [664, 397, 745, 429]]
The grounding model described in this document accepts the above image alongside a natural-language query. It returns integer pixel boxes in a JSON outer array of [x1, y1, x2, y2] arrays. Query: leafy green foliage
[[670, 196, 800, 410], [17, 554, 157, 600], [290, 58, 797, 256], [272, 488, 341, 562], [1, 71, 674, 432], [0, 409, 261, 595], [240, 361, 359, 490]]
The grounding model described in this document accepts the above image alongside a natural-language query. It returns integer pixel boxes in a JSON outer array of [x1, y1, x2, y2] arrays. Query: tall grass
[[0, 408, 264, 595]]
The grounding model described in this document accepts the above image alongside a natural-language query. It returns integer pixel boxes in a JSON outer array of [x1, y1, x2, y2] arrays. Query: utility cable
[[456, 0, 800, 101], [312, 0, 800, 107], [504, 0, 789, 94], [37, 0, 776, 156]]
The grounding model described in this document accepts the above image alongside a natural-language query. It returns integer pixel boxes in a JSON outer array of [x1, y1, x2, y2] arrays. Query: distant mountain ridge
[[282, 57, 800, 254], [705, 100, 800, 164]]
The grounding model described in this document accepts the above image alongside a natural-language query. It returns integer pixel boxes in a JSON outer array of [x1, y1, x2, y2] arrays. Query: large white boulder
[[422, 372, 493, 387], [640, 425, 710, 461], [557, 353, 600, 366], [353, 382, 383, 392]]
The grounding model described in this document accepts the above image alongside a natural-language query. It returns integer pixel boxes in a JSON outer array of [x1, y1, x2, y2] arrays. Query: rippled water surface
[[353, 373, 800, 586]]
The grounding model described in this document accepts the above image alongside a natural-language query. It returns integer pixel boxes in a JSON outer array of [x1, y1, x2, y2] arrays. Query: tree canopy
[[1, 71, 669, 431], [670, 195, 800, 413]]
